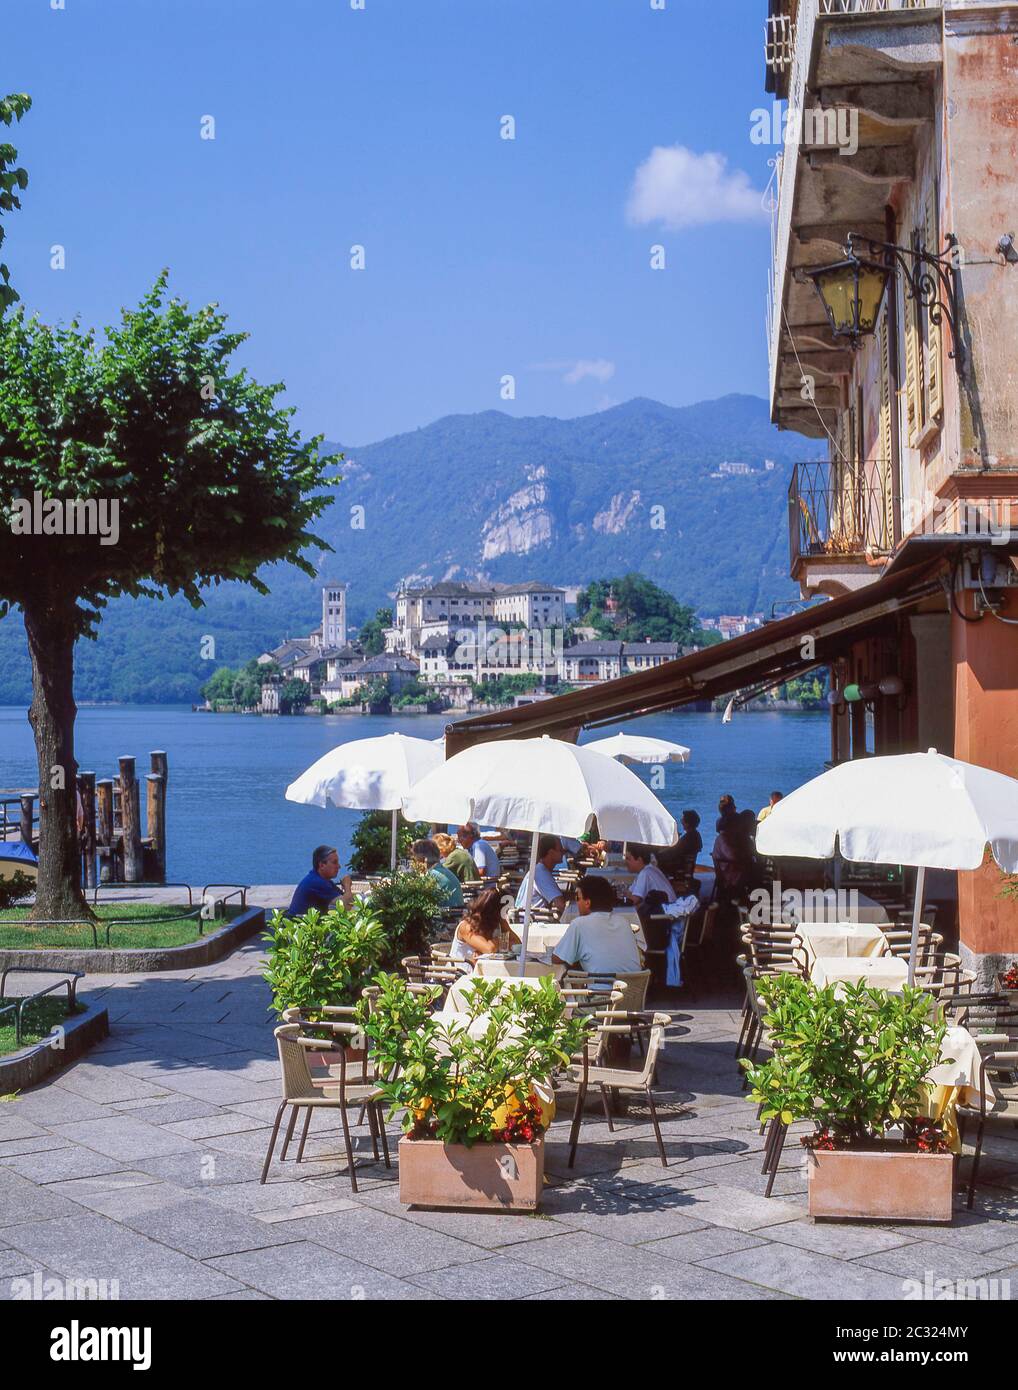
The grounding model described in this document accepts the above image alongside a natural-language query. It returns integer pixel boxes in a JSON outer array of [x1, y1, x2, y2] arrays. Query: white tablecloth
[[445, 971, 551, 1013], [929, 1025, 994, 1108], [473, 957, 564, 981], [810, 955, 909, 994], [796, 922, 888, 970]]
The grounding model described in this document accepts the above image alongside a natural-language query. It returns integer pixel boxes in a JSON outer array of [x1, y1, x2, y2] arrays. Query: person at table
[[434, 832, 479, 884], [457, 822, 501, 879], [287, 845, 353, 917], [515, 835, 567, 917], [757, 790, 783, 823], [410, 838, 463, 908], [552, 875, 641, 975], [655, 809, 702, 880], [712, 795, 753, 902], [621, 845, 677, 908], [448, 886, 520, 962]]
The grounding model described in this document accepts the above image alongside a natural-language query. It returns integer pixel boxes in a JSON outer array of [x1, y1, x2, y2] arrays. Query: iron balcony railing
[[788, 461, 897, 572]]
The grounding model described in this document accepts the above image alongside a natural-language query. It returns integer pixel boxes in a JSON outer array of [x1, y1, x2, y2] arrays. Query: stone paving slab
[[0, 929, 1016, 1300]]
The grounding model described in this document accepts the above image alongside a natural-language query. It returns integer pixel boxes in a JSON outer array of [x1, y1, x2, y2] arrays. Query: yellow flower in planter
[[489, 1082, 555, 1132]]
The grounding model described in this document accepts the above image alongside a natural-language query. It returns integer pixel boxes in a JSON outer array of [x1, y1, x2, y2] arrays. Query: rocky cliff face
[[480, 469, 556, 559]]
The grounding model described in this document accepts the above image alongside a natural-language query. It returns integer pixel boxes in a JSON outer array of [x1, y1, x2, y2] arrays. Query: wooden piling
[[97, 780, 115, 882], [146, 779, 166, 884], [119, 756, 143, 883], [19, 794, 34, 848], [78, 771, 97, 888]]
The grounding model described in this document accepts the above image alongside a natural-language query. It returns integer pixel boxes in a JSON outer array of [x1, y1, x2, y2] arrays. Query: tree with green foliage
[[358, 607, 393, 657], [279, 677, 311, 713], [0, 94, 31, 312], [576, 572, 705, 647], [0, 274, 339, 920]]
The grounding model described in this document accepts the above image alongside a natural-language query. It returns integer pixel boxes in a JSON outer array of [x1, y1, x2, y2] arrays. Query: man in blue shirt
[[457, 823, 500, 879], [515, 835, 567, 917], [287, 845, 353, 917]]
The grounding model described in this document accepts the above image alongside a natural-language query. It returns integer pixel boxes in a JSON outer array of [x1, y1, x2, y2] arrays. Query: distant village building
[[257, 585, 359, 696], [322, 654, 420, 703], [557, 640, 684, 684], [259, 674, 281, 714], [700, 614, 764, 641]]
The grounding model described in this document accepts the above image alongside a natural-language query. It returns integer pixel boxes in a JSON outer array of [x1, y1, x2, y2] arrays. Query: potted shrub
[[349, 811, 430, 875], [262, 900, 385, 1019], [366, 869, 445, 968], [995, 962, 1018, 999], [743, 974, 955, 1222], [361, 973, 587, 1211]]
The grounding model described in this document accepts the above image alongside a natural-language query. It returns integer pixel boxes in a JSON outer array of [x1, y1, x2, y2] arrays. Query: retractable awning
[[443, 556, 945, 755]]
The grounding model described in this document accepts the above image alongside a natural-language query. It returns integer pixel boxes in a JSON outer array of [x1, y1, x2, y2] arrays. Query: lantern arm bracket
[[847, 231, 964, 368]]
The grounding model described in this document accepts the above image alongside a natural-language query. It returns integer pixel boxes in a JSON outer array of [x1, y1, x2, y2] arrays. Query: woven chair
[[740, 925, 808, 978], [881, 925, 936, 965], [566, 1011, 672, 1168], [260, 1023, 389, 1193], [959, 1037, 1018, 1209]]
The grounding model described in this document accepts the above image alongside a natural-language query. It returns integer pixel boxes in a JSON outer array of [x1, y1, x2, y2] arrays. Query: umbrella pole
[[390, 808, 398, 873], [517, 831, 540, 978], [907, 864, 926, 986]]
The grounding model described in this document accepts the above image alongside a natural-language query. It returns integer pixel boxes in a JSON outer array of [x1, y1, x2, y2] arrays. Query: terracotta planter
[[398, 1136, 544, 1211], [807, 1148, 954, 1223]]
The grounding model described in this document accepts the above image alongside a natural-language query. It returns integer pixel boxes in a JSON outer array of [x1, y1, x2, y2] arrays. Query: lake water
[[0, 705, 830, 885]]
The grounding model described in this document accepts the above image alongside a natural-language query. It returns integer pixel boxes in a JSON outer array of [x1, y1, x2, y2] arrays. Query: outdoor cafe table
[[810, 954, 909, 994], [795, 922, 889, 971], [509, 909, 646, 958], [925, 1024, 998, 1152]]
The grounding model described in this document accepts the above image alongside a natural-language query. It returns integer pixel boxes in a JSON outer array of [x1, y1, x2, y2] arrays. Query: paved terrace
[[1, 897, 1018, 1300]]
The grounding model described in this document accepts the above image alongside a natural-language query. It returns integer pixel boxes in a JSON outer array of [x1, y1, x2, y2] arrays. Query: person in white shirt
[[458, 823, 500, 879], [623, 845, 677, 907], [552, 876, 641, 975], [515, 835, 567, 916]]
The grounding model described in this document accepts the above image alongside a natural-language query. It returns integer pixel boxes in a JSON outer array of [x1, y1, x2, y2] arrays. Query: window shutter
[[925, 186, 943, 419], [903, 274, 921, 447], [878, 314, 894, 549]]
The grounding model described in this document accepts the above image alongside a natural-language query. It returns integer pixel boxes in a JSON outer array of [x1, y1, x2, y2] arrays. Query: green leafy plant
[[366, 869, 444, 967], [262, 900, 384, 1016], [742, 974, 948, 1151], [0, 871, 35, 912], [360, 973, 588, 1147], [0, 93, 31, 313], [349, 812, 430, 876]]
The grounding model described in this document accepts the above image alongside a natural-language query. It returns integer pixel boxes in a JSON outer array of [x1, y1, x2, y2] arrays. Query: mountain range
[[0, 394, 814, 704]]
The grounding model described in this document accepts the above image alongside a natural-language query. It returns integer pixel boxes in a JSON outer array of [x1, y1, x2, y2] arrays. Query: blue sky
[[5, 0, 778, 445]]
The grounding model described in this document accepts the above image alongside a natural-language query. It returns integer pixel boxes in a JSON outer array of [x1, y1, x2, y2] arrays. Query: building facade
[[557, 641, 684, 684], [765, 0, 1018, 978]]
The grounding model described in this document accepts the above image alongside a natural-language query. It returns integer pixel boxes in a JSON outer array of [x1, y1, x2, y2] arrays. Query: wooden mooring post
[[97, 779, 115, 882], [119, 755, 143, 883], [146, 750, 168, 881], [19, 794, 34, 849], [77, 771, 97, 889]]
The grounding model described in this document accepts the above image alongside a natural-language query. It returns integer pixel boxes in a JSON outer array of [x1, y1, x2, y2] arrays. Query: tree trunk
[[22, 598, 93, 922]]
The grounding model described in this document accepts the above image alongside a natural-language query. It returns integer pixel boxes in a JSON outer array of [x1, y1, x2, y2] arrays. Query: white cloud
[[625, 144, 768, 231], [532, 358, 616, 385]]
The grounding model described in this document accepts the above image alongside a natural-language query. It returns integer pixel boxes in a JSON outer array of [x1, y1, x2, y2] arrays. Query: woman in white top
[[449, 886, 520, 962]]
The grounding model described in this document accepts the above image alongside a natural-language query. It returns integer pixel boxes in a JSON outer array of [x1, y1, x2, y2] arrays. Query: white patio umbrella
[[582, 733, 691, 765], [583, 733, 690, 856], [756, 748, 1018, 983], [403, 735, 677, 973], [285, 733, 443, 870]]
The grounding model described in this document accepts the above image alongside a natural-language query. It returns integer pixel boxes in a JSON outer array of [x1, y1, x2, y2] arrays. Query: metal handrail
[[201, 883, 249, 909], [0, 904, 203, 948], [0, 969, 83, 1045], [91, 881, 194, 906]]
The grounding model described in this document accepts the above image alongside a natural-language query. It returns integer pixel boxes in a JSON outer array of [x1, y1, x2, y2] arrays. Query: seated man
[[552, 875, 641, 975], [411, 838, 463, 908], [654, 809, 702, 880], [434, 832, 479, 884], [457, 822, 501, 879], [287, 845, 353, 917], [515, 835, 567, 917], [621, 845, 677, 908]]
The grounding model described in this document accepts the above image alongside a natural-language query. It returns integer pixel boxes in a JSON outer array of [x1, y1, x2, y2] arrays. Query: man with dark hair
[[287, 845, 353, 917], [458, 822, 500, 879], [622, 844, 676, 908], [655, 809, 703, 878], [552, 874, 640, 974], [515, 835, 566, 917], [758, 790, 783, 822]]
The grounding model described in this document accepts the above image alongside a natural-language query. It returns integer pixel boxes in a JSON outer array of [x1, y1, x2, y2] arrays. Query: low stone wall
[[0, 906, 266, 976], [0, 1001, 109, 1091]]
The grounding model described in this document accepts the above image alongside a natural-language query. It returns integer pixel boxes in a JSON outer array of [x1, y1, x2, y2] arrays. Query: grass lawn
[[0, 997, 84, 1056], [0, 903, 243, 951]]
